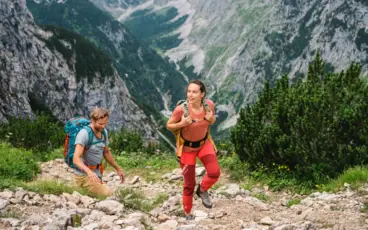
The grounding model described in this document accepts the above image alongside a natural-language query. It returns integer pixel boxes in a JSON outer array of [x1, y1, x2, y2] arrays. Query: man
[[73, 108, 124, 196]]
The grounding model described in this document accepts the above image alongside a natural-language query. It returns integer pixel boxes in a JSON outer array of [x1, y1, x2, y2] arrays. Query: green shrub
[[231, 52, 368, 184], [109, 127, 144, 154], [0, 143, 39, 181], [0, 113, 64, 160], [115, 152, 177, 171], [216, 140, 235, 157]]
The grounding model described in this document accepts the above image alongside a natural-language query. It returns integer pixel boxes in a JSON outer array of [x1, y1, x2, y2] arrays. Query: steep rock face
[[27, 0, 187, 113], [91, 0, 368, 132], [0, 0, 156, 139]]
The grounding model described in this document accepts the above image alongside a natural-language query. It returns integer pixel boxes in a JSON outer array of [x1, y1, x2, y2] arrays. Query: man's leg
[[74, 174, 88, 187], [180, 152, 197, 215], [74, 174, 111, 196], [86, 180, 112, 196]]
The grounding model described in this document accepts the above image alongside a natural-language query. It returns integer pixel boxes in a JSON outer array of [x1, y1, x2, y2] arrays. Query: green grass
[[287, 199, 301, 207], [116, 188, 168, 212], [320, 166, 368, 192], [115, 152, 178, 182], [116, 152, 177, 170], [0, 178, 23, 190], [0, 209, 22, 219], [254, 193, 269, 202], [22, 180, 107, 199], [0, 142, 40, 181]]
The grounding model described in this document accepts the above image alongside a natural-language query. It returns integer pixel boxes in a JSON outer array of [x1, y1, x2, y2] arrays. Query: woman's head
[[186, 80, 206, 104]]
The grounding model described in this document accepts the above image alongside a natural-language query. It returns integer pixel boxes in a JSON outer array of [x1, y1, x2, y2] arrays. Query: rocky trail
[[1, 159, 368, 230]]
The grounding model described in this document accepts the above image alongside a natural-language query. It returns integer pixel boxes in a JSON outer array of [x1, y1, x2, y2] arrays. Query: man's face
[[92, 117, 108, 132]]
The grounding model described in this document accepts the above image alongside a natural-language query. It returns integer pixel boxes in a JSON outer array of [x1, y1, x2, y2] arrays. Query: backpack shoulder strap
[[181, 100, 189, 117], [83, 126, 94, 149], [102, 129, 108, 145], [203, 99, 211, 113]]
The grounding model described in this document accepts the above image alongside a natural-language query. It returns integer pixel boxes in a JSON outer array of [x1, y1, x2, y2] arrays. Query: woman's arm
[[166, 106, 192, 131], [166, 115, 191, 131]]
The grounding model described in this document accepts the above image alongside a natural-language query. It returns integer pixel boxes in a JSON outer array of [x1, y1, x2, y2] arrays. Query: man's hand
[[87, 171, 101, 183], [116, 168, 125, 184]]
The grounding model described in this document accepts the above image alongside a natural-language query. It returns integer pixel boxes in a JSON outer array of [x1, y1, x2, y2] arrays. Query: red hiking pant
[[180, 140, 221, 214]]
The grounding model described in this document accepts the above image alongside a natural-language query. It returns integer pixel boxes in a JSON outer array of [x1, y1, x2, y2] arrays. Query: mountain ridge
[[90, 0, 368, 132], [0, 0, 157, 139]]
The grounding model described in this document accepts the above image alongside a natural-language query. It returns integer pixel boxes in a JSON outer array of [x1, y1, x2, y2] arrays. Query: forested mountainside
[[91, 0, 368, 134], [27, 0, 188, 114], [0, 0, 157, 139]]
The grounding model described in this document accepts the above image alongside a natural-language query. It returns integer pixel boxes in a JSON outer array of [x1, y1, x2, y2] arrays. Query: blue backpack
[[63, 116, 106, 169]]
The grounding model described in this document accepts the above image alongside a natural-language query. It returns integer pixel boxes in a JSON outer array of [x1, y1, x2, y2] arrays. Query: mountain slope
[[0, 0, 156, 139], [27, 0, 188, 113], [90, 0, 368, 133]]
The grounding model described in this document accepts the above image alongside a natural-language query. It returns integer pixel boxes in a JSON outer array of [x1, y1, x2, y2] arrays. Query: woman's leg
[[198, 140, 221, 191], [180, 152, 197, 215]]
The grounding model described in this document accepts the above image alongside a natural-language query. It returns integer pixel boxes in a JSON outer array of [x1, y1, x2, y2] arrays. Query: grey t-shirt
[[74, 127, 109, 178]]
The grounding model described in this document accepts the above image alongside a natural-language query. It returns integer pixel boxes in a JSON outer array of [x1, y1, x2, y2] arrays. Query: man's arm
[[103, 147, 125, 183], [73, 144, 100, 183]]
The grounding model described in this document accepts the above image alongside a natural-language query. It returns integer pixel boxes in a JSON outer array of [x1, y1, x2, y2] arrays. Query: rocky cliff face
[[0, 0, 156, 139], [90, 0, 368, 132], [27, 0, 188, 113]]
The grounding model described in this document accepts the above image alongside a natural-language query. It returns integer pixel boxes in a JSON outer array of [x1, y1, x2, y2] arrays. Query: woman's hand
[[180, 115, 192, 127], [205, 110, 214, 123]]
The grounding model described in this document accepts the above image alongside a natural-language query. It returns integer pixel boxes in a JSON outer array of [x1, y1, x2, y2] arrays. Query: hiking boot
[[185, 214, 195, 221], [196, 185, 213, 208]]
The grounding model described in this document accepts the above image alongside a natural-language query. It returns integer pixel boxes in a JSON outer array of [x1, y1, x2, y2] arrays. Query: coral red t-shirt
[[171, 99, 215, 152]]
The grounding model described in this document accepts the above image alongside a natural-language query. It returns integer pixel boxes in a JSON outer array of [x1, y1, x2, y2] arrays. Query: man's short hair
[[90, 108, 110, 121]]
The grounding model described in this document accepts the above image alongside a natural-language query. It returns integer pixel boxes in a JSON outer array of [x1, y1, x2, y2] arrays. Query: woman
[[166, 80, 221, 220]]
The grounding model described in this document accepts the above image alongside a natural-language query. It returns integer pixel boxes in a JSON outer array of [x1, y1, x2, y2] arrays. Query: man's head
[[90, 108, 110, 132]]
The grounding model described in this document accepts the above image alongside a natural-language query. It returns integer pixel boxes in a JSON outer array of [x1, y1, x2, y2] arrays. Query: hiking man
[[73, 108, 124, 196], [166, 80, 221, 220]]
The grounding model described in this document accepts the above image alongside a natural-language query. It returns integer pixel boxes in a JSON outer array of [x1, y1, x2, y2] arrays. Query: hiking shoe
[[196, 185, 213, 208], [185, 214, 195, 221]]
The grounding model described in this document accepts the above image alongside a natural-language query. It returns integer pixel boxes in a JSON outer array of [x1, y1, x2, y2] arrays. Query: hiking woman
[[166, 80, 221, 219]]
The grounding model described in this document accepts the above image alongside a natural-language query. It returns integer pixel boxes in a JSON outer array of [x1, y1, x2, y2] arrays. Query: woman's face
[[187, 83, 204, 104]]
